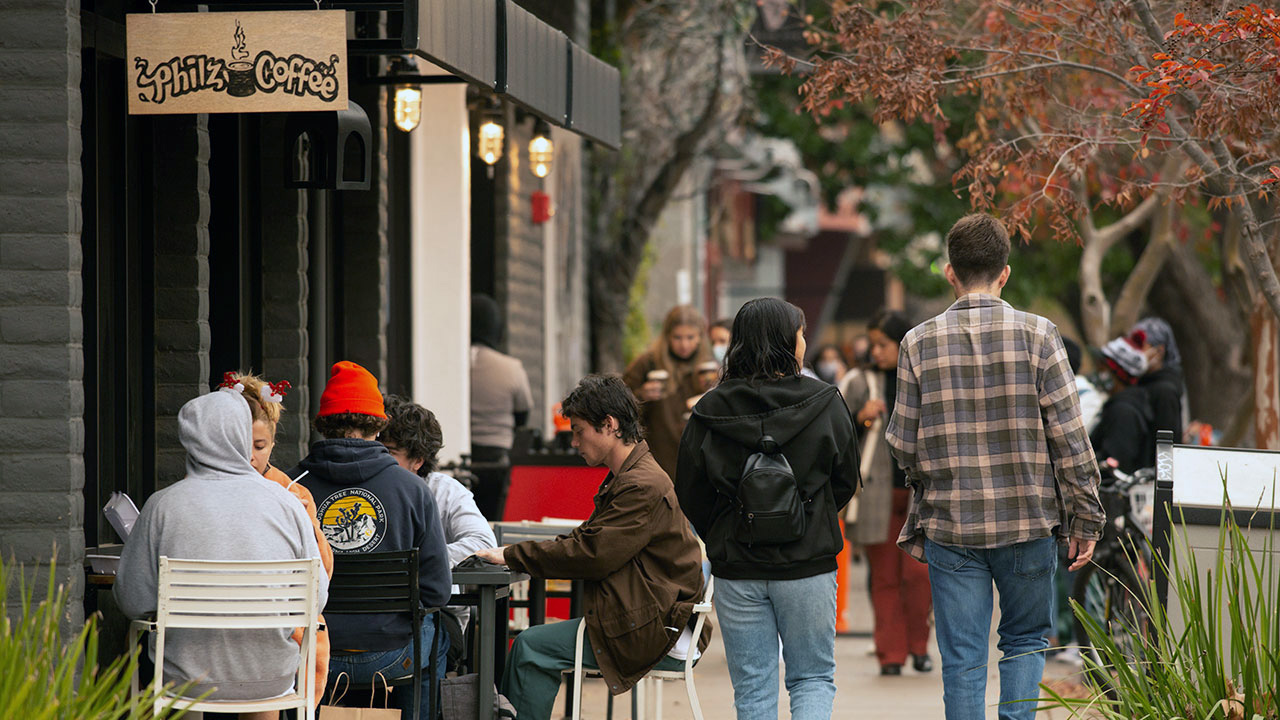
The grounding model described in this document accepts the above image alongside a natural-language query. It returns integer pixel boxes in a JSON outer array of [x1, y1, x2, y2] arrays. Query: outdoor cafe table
[[449, 565, 529, 720]]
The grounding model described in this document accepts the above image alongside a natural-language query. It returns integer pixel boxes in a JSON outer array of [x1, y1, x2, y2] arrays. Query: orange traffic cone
[[835, 523, 852, 634]]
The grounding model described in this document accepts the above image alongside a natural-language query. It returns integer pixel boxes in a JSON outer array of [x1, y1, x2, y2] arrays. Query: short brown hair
[[946, 214, 1010, 287], [313, 411, 389, 440]]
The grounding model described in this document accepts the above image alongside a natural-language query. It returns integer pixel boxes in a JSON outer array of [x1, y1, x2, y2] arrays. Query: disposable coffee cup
[[646, 369, 670, 383], [697, 361, 720, 374], [226, 61, 256, 97]]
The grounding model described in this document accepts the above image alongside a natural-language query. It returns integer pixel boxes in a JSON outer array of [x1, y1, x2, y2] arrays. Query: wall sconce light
[[479, 120, 504, 166], [529, 120, 553, 178], [394, 85, 422, 132]]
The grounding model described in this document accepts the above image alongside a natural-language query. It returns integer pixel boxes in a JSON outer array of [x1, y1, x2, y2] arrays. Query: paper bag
[[319, 672, 401, 719]]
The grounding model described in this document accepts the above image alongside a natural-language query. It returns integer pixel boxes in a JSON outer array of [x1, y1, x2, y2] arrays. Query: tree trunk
[[1076, 189, 1165, 348], [586, 1, 746, 371], [1253, 300, 1280, 449], [1110, 198, 1175, 336]]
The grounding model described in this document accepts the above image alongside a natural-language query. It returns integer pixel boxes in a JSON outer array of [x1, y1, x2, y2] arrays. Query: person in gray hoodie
[[115, 388, 328, 707]]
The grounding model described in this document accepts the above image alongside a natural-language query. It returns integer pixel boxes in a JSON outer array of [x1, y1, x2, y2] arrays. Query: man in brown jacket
[[474, 374, 710, 720]]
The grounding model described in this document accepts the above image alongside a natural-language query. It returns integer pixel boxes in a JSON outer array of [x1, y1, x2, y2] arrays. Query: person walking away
[[676, 298, 859, 720], [1090, 333, 1153, 474], [470, 293, 534, 520], [843, 310, 933, 676], [1130, 317, 1186, 445], [224, 370, 334, 701], [624, 305, 712, 478], [381, 393, 497, 668], [474, 375, 710, 720], [295, 361, 452, 720], [115, 390, 328, 719], [886, 214, 1104, 720]]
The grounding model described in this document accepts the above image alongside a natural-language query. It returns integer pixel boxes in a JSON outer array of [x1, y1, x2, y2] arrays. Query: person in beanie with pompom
[[293, 361, 451, 718], [1089, 333, 1153, 473]]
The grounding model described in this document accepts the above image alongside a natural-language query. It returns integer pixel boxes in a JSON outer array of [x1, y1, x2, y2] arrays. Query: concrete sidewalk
[[568, 559, 1090, 719]]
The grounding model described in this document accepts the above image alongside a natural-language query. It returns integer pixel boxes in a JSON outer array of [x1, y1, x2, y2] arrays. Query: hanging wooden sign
[[127, 10, 348, 115]]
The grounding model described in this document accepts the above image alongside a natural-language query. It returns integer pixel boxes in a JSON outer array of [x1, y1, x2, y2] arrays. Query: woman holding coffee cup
[[623, 305, 711, 478]]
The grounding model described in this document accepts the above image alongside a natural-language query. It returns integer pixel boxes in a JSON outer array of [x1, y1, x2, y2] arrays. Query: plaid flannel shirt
[[885, 294, 1104, 561]]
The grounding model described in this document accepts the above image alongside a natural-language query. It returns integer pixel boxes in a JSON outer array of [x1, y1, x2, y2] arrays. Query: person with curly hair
[[294, 361, 451, 720], [381, 394, 496, 667]]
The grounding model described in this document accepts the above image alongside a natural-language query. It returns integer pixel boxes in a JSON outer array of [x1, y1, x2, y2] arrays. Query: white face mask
[[712, 344, 728, 363], [818, 360, 842, 380]]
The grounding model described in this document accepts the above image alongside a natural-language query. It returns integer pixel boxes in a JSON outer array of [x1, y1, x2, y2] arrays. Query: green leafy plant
[[1043, 477, 1279, 720], [0, 554, 195, 719]]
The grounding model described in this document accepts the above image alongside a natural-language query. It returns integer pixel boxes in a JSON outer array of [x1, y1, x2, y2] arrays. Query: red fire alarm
[[531, 190, 552, 224]]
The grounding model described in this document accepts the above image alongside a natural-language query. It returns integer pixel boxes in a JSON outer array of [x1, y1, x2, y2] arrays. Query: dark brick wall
[[0, 0, 85, 622], [259, 116, 311, 469], [502, 116, 546, 424], [152, 116, 211, 489]]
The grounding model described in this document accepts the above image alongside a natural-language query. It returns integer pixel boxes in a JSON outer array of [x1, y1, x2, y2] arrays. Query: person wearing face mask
[[710, 318, 732, 366], [623, 305, 712, 478], [1129, 317, 1186, 446], [812, 344, 850, 385], [841, 311, 933, 676]]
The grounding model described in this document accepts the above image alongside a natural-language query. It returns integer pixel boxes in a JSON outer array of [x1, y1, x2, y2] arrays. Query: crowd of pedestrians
[[113, 211, 1192, 720]]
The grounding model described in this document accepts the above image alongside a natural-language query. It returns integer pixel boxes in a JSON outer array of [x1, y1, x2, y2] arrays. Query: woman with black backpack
[[675, 298, 859, 720]]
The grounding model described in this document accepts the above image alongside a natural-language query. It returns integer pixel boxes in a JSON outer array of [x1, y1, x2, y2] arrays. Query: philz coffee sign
[[127, 11, 348, 115]]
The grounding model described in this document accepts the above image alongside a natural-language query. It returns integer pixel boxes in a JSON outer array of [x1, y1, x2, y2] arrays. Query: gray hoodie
[[115, 389, 328, 701]]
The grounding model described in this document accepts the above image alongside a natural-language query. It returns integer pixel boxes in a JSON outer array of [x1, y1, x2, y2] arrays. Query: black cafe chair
[[327, 549, 442, 720]]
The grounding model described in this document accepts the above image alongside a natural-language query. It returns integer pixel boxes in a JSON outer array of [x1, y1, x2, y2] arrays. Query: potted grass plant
[[1043, 484, 1279, 719], [0, 554, 195, 719]]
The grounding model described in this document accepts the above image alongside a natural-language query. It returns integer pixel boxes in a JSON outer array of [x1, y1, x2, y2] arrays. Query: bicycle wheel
[[1070, 561, 1150, 694]]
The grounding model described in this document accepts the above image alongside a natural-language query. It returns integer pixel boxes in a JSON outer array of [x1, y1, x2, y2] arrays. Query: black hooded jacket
[[293, 439, 452, 651], [675, 375, 859, 580]]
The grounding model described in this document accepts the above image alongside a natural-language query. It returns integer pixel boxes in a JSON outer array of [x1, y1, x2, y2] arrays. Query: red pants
[[864, 487, 932, 666]]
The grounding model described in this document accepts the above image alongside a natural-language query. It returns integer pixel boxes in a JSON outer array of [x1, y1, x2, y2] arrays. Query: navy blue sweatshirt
[[294, 439, 451, 651]]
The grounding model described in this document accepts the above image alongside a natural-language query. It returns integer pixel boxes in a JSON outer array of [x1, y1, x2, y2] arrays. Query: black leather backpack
[[730, 434, 806, 545]]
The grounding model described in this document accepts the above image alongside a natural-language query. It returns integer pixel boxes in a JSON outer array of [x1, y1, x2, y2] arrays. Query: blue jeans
[[715, 571, 837, 720], [328, 617, 447, 720], [924, 537, 1056, 720]]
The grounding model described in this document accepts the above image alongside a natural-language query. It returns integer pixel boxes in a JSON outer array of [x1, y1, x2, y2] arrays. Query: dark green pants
[[499, 618, 685, 720]]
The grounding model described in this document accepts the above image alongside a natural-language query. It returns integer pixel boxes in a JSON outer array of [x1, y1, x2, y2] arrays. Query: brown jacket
[[503, 442, 711, 695]]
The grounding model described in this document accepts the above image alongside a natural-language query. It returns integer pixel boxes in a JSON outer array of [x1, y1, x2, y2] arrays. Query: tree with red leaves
[[788, 1, 1280, 446]]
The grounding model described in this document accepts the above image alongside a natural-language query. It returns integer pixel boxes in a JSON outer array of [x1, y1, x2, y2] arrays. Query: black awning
[[568, 44, 620, 149], [413, 0, 618, 148], [415, 0, 499, 89], [500, 1, 567, 125]]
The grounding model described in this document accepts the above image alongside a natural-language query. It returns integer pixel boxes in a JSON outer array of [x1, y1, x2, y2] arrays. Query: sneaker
[[911, 654, 933, 673], [1054, 647, 1084, 667], [880, 664, 903, 676]]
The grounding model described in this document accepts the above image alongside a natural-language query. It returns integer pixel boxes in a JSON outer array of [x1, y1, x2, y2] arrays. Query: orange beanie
[[317, 361, 386, 418]]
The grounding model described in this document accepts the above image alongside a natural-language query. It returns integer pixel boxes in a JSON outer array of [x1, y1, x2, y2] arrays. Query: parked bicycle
[[1072, 459, 1157, 692]]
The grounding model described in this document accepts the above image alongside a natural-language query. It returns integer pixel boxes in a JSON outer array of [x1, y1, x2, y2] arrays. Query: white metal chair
[[568, 577, 714, 720], [128, 556, 323, 719]]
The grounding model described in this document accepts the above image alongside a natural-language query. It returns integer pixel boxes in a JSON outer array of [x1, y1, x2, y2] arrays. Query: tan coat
[[503, 442, 711, 695], [623, 353, 703, 479], [841, 370, 895, 546]]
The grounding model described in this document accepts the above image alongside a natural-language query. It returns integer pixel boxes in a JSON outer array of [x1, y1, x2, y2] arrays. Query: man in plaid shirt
[[886, 214, 1104, 720]]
